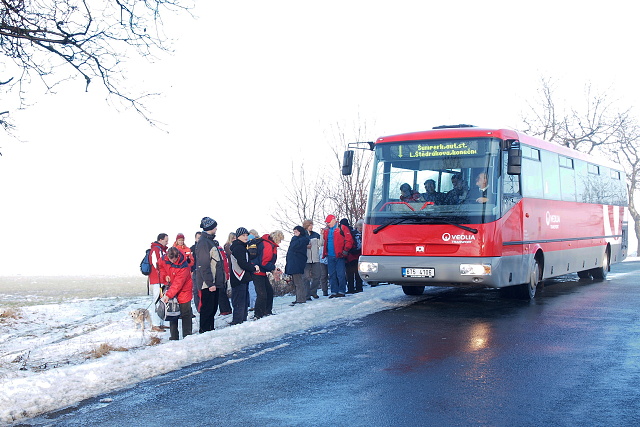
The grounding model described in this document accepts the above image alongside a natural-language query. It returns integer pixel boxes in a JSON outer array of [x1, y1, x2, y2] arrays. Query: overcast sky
[[1, 0, 638, 275]]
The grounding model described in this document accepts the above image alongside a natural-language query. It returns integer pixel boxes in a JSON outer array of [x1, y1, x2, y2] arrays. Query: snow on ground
[[5, 258, 637, 424], [0, 279, 416, 425]]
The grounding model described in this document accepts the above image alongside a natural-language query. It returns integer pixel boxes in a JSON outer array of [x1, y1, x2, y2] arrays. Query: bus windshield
[[366, 137, 508, 226]]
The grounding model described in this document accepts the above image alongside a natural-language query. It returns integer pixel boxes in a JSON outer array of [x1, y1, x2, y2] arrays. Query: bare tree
[[271, 117, 376, 231], [271, 162, 329, 230], [520, 77, 564, 143], [324, 118, 375, 226], [520, 76, 640, 248], [521, 77, 629, 154], [0, 0, 192, 129], [612, 119, 640, 247]]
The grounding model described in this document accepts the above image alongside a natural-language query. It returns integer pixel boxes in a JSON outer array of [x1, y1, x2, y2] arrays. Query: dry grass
[[271, 276, 294, 297], [148, 336, 162, 346], [0, 307, 23, 322], [85, 343, 128, 359]]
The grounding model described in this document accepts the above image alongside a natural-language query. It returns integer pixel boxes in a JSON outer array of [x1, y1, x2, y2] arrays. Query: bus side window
[[503, 152, 521, 212], [503, 155, 520, 195]]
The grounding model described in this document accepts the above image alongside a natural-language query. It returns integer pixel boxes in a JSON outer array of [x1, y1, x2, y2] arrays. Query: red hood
[[261, 234, 279, 247], [151, 241, 167, 251]]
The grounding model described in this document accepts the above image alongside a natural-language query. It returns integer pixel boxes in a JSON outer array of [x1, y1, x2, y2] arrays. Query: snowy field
[[0, 276, 417, 425]]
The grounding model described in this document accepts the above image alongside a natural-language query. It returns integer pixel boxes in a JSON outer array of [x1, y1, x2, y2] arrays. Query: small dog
[[129, 308, 152, 330]]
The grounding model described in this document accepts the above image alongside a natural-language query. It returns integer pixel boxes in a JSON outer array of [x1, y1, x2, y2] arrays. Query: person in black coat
[[286, 226, 310, 305], [195, 217, 223, 333], [229, 227, 259, 325], [190, 231, 201, 313]]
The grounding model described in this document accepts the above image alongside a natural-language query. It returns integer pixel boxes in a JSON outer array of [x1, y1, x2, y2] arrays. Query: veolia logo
[[545, 211, 561, 229], [442, 233, 476, 243]]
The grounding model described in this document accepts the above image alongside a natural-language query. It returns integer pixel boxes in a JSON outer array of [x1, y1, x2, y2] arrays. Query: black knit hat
[[200, 217, 217, 231], [235, 227, 249, 237]]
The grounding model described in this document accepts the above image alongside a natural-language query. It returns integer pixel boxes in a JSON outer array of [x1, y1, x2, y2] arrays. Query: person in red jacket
[[160, 247, 193, 340], [251, 230, 284, 319], [322, 215, 353, 298], [149, 233, 169, 332], [173, 233, 193, 264]]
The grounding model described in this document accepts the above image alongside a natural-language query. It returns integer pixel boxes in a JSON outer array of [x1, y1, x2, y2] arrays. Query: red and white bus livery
[[343, 125, 628, 299]]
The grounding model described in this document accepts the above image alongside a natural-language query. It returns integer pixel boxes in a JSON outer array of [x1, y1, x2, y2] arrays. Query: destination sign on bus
[[385, 139, 481, 160]]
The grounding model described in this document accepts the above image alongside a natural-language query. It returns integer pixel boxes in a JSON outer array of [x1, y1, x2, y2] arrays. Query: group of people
[[285, 215, 364, 305], [399, 172, 493, 205], [146, 214, 365, 340]]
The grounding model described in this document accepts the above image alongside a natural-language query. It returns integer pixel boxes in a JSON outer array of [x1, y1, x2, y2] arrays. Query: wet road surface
[[23, 260, 640, 426]]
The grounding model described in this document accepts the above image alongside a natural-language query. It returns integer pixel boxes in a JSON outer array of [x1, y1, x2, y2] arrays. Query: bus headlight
[[460, 264, 492, 275], [359, 262, 379, 274]]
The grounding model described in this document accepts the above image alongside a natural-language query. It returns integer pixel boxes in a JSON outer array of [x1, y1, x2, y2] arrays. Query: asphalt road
[[22, 259, 640, 427]]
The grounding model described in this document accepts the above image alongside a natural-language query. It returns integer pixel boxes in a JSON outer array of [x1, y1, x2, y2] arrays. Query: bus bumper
[[358, 255, 524, 288]]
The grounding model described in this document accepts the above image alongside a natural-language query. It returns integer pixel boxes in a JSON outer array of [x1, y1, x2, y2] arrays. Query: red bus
[[343, 125, 628, 299]]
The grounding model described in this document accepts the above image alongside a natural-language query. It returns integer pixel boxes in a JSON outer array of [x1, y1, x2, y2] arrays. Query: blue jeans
[[328, 256, 347, 295], [248, 281, 256, 309]]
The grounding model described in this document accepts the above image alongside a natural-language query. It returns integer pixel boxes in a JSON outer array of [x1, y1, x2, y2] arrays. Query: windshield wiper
[[373, 216, 419, 234], [441, 221, 478, 234], [421, 216, 478, 233], [373, 215, 478, 234]]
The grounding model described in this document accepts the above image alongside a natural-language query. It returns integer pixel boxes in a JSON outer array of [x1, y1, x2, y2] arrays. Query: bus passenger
[[399, 183, 423, 202], [421, 179, 443, 204], [444, 174, 468, 205]]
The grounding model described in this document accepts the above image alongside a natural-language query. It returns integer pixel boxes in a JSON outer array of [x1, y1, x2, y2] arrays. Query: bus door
[[501, 147, 525, 285]]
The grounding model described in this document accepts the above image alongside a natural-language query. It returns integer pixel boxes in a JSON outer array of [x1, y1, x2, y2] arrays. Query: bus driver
[[471, 172, 493, 204]]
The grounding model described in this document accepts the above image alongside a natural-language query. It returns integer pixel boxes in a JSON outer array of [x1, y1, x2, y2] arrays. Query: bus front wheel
[[519, 259, 540, 300], [402, 286, 425, 296]]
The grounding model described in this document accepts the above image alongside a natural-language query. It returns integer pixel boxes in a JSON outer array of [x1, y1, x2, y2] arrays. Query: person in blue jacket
[[286, 225, 310, 305]]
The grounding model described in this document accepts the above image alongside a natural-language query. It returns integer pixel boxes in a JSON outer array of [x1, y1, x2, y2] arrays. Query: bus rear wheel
[[590, 249, 610, 280], [402, 286, 425, 296], [577, 270, 592, 279]]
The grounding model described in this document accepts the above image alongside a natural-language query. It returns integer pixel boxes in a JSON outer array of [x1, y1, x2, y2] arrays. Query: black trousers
[[231, 283, 248, 324], [199, 287, 219, 333], [346, 259, 363, 292], [217, 282, 232, 314], [169, 302, 193, 340], [252, 274, 273, 319]]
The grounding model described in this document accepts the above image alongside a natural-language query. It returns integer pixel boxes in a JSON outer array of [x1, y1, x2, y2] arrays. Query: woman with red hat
[[173, 233, 193, 265]]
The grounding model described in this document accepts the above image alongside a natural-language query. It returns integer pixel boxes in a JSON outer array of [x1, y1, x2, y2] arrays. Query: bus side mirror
[[507, 148, 522, 175], [342, 150, 354, 175]]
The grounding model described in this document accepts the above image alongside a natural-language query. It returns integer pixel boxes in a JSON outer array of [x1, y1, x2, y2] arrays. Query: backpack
[[349, 230, 362, 254], [246, 237, 263, 261], [140, 249, 152, 276], [338, 225, 358, 254]]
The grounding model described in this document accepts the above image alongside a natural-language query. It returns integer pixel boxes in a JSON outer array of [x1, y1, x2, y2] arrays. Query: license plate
[[402, 267, 435, 278]]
